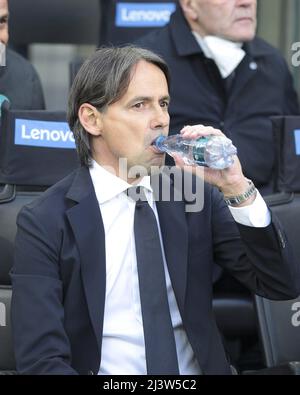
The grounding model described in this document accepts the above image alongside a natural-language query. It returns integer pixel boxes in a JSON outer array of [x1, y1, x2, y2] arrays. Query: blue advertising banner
[[294, 129, 300, 155], [115, 2, 176, 27], [14, 119, 76, 149]]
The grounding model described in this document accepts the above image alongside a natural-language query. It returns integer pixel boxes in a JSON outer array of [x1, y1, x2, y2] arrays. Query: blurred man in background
[[0, 0, 45, 110]]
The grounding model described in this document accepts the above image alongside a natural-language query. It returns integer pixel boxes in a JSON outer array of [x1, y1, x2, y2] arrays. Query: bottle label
[[192, 137, 208, 166]]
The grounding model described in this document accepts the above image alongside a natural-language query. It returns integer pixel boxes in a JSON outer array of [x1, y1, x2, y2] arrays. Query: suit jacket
[[11, 166, 300, 375], [0, 49, 45, 110], [136, 8, 300, 193]]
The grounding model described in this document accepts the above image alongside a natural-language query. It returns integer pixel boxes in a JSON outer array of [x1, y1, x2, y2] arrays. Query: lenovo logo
[[14, 119, 76, 149], [115, 2, 176, 27]]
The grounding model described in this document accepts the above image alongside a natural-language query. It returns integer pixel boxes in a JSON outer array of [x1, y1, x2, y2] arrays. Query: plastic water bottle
[[152, 134, 237, 169]]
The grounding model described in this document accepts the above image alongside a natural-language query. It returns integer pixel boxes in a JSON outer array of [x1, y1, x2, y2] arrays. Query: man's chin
[[150, 155, 166, 169], [124, 159, 164, 179], [240, 32, 256, 42], [234, 24, 256, 42]]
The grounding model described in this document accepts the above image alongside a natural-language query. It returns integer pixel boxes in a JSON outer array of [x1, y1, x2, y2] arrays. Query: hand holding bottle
[[153, 130, 236, 169], [172, 125, 255, 205]]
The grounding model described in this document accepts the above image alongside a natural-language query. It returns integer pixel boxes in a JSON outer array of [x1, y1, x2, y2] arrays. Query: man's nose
[[150, 106, 169, 130], [0, 30, 9, 46], [236, 0, 256, 7]]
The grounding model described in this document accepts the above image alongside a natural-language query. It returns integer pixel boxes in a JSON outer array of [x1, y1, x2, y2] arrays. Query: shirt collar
[[192, 32, 245, 78], [89, 160, 153, 204]]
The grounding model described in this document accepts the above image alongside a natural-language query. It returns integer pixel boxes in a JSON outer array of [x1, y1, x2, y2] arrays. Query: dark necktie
[[128, 187, 179, 375]]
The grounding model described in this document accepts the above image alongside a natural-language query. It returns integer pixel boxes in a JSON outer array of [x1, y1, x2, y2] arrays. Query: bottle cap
[[152, 135, 166, 152]]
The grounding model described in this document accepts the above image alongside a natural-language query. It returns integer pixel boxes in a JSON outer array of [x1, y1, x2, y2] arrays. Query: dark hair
[[67, 45, 170, 167]]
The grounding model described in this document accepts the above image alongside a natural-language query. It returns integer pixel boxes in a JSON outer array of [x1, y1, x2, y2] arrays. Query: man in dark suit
[[136, 0, 300, 194], [11, 46, 300, 375], [0, 0, 45, 110]]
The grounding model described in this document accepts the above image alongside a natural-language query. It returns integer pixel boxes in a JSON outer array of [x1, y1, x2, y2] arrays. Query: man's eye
[[161, 101, 169, 108], [0, 17, 8, 25], [133, 102, 144, 109]]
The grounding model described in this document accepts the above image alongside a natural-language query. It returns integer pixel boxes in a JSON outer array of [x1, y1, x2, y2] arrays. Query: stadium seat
[[99, 0, 177, 45], [0, 101, 79, 373], [0, 286, 15, 374], [0, 100, 79, 186], [69, 57, 85, 88], [0, 185, 44, 374], [0, 221, 16, 374], [69, 1, 178, 86], [9, 0, 100, 55], [213, 116, 300, 373], [271, 116, 300, 194], [245, 116, 300, 375], [251, 193, 300, 375], [212, 276, 258, 371]]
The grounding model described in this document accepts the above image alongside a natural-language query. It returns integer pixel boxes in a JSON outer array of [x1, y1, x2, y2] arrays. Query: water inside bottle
[[152, 134, 237, 169], [201, 136, 237, 169]]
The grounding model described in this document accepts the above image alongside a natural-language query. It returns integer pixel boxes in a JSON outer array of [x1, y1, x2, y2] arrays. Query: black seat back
[[272, 116, 300, 193], [69, 1, 178, 85], [0, 101, 79, 373], [255, 193, 300, 368], [0, 186, 43, 374], [9, 0, 100, 47], [254, 116, 300, 371], [0, 286, 15, 372], [0, 101, 79, 186], [99, 0, 177, 45]]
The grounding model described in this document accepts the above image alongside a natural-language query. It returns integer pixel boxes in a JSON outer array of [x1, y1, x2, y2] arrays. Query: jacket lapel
[[153, 170, 189, 316], [227, 53, 258, 106], [228, 38, 274, 106], [65, 167, 106, 351]]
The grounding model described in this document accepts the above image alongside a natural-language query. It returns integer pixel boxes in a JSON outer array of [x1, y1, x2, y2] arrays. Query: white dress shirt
[[89, 161, 270, 375], [192, 32, 246, 79]]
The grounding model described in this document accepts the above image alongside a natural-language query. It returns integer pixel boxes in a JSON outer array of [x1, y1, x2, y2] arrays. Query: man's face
[[93, 60, 170, 177], [0, 0, 9, 45], [186, 0, 257, 42]]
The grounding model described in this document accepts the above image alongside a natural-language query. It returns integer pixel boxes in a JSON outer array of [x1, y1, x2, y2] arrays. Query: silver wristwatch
[[223, 179, 256, 206]]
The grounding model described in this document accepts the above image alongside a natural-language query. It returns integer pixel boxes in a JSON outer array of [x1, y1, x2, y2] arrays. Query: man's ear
[[78, 103, 103, 136], [179, 0, 198, 21]]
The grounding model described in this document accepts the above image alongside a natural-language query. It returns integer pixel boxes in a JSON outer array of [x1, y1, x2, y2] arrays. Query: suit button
[[220, 121, 225, 128], [249, 61, 258, 70], [87, 370, 94, 375]]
